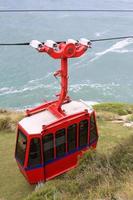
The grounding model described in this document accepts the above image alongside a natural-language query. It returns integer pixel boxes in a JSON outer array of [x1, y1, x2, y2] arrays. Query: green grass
[[0, 110, 34, 200], [0, 132, 35, 200], [94, 102, 133, 115], [0, 103, 133, 200], [97, 120, 133, 153], [24, 120, 133, 200]]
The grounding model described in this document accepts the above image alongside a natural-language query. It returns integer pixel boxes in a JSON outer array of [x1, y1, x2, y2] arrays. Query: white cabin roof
[[19, 100, 93, 135]]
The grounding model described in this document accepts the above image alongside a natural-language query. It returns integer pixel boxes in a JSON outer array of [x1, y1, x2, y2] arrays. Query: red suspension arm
[[33, 40, 91, 112]]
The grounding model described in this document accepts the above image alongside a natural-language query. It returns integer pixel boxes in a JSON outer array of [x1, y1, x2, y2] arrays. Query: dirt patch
[[112, 114, 133, 128]]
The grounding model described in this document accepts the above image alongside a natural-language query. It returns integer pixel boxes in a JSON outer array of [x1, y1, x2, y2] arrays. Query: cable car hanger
[[0, 35, 133, 46]]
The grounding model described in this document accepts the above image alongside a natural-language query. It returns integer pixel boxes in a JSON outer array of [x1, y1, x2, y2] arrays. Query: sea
[[0, 0, 133, 110]]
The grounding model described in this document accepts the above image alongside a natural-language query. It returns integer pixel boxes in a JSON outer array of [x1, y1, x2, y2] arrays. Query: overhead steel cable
[[90, 36, 133, 42], [1, 9, 133, 13], [0, 42, 30, 46], [0, 36, 133, 46]]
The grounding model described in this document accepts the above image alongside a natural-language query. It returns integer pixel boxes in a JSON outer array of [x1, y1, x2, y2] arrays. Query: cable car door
[[42, 122, 78, 180]]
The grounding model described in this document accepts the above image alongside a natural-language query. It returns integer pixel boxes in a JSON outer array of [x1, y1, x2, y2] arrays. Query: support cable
[[1, 9, 133, 13], [0, 36, 133, 46]]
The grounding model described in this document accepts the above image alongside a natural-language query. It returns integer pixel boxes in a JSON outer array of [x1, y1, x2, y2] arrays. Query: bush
[[127, 114, 133, 122], [0, 109, 8, 114], [94, 103, 133, 116], [0, 117, 12, 131], [0, 110, 24, 132]]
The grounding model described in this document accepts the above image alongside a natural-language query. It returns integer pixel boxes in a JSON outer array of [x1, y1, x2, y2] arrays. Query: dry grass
[[0, 110, 23, 132], [96, 111, 119, 121]]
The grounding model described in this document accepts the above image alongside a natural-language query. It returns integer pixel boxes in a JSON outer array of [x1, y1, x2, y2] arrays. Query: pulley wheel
[[63, 43, 76, 58]]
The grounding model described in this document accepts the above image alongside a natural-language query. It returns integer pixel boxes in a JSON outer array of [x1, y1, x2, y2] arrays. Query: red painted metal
[[15, 40, 99, 184], [16, 111, 98, 184], [36, 41, 90, 113]]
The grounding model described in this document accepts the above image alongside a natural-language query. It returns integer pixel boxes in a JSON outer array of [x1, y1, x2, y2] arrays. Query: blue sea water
[[0, 0, 133, 109]]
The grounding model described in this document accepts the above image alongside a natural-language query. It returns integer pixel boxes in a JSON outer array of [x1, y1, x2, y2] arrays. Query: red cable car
[[15, 38, 98, 184]]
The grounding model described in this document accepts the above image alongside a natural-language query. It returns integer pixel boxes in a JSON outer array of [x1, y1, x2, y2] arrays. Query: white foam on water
[[73, 58, 86, 67], [90, 38, 133, 62], [95, 30, 109, 37], [69, 83, 89, 93], [28, 78, 44, 84], [112, 49, 133, 53], [69, 81, 120, 93], [45, 72, 53, 78], [0, 87, 10, 92], [0, 83, 58, 96], [28, 72, 53, 84], [0, 72, 59, 96], [72, 51, 91, 69], [0, 79, 121, 97]]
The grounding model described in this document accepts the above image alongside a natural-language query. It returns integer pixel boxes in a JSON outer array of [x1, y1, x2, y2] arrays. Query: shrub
[[127, 114, 133, 122], [0, 109, 8, 114], [0, 117, 12, 131], [94, 103, 133, 115]]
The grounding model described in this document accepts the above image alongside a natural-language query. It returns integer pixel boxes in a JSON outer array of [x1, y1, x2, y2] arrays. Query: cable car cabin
[[15, 100, 98, 184], [15, 38, 99, 184]]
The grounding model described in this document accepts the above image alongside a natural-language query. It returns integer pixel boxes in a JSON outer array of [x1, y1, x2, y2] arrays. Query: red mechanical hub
[[63, 43, 76, 57]]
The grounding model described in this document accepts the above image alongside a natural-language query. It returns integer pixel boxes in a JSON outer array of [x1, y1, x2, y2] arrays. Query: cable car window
[[28, 138, 41, 168], [15, 130, 27, 166], [79, 120, 88, 147], [67, 124, 77, 152], [90, 114, 98, 144], [43, 134, 54, 163], [56, 129, 66, 158]]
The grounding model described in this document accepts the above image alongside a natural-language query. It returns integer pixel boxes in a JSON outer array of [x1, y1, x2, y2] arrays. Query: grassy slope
[[0, 110, 35, 200], [0, 132, 35, 200], [0, 103, 133, 200], [25, 123, 133, 200]]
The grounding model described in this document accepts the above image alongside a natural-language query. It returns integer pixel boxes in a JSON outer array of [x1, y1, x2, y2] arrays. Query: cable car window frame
[[67, 124, 77, 152], [28, 137, 41, 168], [15, 129, 27, 166], [43, 133, 54, 163], [55, 128, 66, 158], [90, 114, 98, 144], [79, 119, 88, 148]]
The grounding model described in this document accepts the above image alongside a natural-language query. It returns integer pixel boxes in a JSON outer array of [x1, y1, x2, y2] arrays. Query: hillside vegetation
[[0, 103, 133, 200]]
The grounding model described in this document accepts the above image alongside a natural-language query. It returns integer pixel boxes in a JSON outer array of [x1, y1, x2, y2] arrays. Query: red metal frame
[[26, 41, 90, 116]]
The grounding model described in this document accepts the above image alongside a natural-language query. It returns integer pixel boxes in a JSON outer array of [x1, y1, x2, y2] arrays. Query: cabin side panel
[[42, 113, 98, 181]]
